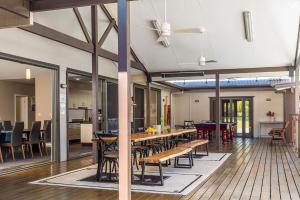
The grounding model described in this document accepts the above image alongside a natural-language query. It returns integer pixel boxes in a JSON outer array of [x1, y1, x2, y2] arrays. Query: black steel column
[[91, 5, 99, 160], [216, 73, 221, 146]]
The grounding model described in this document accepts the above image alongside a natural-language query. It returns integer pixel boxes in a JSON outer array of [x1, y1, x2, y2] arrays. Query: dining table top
[[0, 129, 46, 134], [92, 128, 197, 143]]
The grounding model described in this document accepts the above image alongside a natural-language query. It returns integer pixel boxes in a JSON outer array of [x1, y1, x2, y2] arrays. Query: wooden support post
[[146, 81, 151, 127], [91, 5, 99, 161], [215, 73, 221, 146], [296, 67, 300, 157], [118, 0, 131, 199]]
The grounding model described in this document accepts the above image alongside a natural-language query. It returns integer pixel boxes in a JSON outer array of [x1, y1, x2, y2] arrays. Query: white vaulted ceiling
[[105, 0, 300, 72]]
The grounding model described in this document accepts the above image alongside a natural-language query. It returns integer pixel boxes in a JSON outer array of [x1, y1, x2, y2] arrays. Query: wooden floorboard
[[0, 138, 300, 200]]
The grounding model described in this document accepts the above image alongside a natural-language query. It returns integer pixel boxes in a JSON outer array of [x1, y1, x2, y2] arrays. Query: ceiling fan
[[178, 56, 217, 66], [142, 0, 206, 42]]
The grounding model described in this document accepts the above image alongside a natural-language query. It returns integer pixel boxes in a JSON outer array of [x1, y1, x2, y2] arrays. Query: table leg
[[222, 130, 227, 144]]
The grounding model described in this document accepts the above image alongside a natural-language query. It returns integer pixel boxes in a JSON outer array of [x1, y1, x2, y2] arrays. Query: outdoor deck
[[0, 138, 299, 200]]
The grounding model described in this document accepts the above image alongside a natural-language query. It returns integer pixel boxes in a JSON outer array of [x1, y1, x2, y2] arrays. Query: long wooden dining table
[[131, 128, 197, 143], [92, 128, 197, 143], [92, 128, 197, 182]]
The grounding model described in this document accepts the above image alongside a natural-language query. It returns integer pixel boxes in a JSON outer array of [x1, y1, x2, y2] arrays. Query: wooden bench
[[177, 139, 209, 167], [179, 139, 209, 155], [140, 146, 192, 186]]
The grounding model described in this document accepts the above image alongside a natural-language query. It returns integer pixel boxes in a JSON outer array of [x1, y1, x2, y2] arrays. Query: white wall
[[172, 89, 284, 138], [35, 74, 53, 123], [0, 81, 35, 125]]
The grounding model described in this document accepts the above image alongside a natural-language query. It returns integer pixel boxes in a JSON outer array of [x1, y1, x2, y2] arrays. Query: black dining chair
[[0, 145, 3, 163], [3, 121, 13, 131], [0, 122, 3, 131], [0, 127, 3, 163], [23, 121, 42, 158], [96, 136, 119, 181], [40, 120, 51, 156], [1, 122, 25, 161]]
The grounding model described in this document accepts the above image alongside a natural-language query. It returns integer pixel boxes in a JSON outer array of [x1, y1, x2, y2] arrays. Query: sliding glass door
[[211, 97, 253, 138]]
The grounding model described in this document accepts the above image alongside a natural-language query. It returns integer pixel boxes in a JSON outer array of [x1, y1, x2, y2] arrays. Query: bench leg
[[193, 144, 209, 158], [174, 152, 193, 168], [191, 151, 194, 166], [141, 161, 145, 184], [159, 163, 164, 186], [141, 162, 164, 186], [189, 152, 193, 168]]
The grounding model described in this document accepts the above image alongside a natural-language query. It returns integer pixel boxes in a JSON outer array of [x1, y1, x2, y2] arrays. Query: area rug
[[30, 153, 231, 195]]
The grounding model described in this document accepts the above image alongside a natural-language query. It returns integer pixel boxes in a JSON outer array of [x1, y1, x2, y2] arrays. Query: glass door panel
[[244, 99, 253, 137], [236, 100, 243, 136], [134, 86, 145, 132]]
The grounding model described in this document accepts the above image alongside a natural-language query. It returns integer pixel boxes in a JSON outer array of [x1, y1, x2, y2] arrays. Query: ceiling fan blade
[[135, 24, 159, 31], [173, 28, 206, 33], [157, 36, 166, 42], [206, 60, 217, 63]]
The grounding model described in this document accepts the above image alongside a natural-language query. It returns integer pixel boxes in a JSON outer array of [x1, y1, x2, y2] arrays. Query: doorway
[[210, 97, 254, 138], [0, 54, 59, 173], [133, 84, 145, 132]]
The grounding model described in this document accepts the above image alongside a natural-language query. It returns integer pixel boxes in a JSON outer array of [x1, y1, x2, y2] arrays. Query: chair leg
[[10, 146, 15, 161], [21, 145, 26, 160], [29, 144, 33, 158], [42, 142, 48, 156], [38, 143, 43, 157], [205, 143, 209, 156], [0, 147, 3, 163]]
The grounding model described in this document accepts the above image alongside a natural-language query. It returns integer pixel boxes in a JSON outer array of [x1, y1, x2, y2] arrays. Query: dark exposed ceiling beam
[[155, 81, 183, 90], [98, 19, 115, 46], [20, 22, 94, 52], [151, 66, 291, 77], [183, 86, 274, 92], [20, 22, 145, 71], [30, 0, 135, 12], [99, 4, 148, 74], [0, 0, 30, 18], [73, 8, 92, 44]]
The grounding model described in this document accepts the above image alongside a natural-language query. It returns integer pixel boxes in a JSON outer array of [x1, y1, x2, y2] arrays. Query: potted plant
[[266, 111, 275, 121]]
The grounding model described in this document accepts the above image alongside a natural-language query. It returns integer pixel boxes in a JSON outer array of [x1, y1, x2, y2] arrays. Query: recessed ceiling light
[[75, 78, 81, 81]]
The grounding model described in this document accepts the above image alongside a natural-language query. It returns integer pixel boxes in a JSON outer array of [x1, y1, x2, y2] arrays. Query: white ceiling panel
[[105, 0, 300, 72]]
